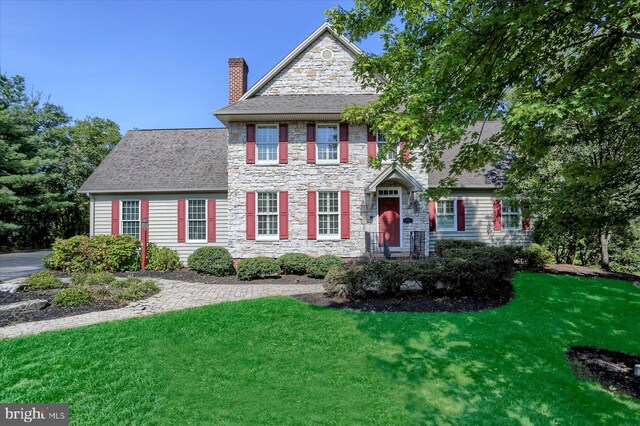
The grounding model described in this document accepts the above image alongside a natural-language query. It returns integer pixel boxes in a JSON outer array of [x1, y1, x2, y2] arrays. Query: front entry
[[378, 197, 401, 247]]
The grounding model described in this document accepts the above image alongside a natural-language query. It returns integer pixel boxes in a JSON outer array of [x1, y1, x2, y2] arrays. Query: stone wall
[[256, 32, 377, 96]]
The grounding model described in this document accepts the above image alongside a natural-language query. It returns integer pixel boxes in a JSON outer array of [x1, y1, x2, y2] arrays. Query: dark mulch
[[543, 264, 640, 284], [294, 286, 514, 313], [0, 288, 123, 327], [566, 346, 640, 400], [116, 268, 324, 285]]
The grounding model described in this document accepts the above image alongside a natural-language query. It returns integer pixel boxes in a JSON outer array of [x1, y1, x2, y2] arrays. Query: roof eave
[[79, 187, 228, 194]]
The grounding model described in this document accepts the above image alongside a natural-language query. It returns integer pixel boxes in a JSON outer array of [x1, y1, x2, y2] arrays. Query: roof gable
[[240, 23, 376, 99]]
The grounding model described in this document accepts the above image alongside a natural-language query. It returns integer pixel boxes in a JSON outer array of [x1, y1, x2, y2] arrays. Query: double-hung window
[[502, 202, 521, 230], [187, 199, 207, 241], [256, 124, 278, 164], [436, 200, 455, 230], [121, 200, 140, 239], [318, 191, 339, 238], [257, 192, 278, 238], [316, 124, 338, 163], [377, 131, 397, 161]]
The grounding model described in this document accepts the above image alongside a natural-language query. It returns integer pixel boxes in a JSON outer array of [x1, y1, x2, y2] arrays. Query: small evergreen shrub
[[439, 247, 513, 295], [188, 247, 234, 276], [278, 253, 312, 275], [115, 277, 159, 301], [324, 260, 369, 299], [236, 257, 280, 281], [307, 255, 344, 278], [521, 243, 554, 269], [25, 271, 65, 290], [47, 235, 140, 272], [71, 271, 117, 286], [52, 286, 92, 307], [147, 243, 182, 271], [435, 239, 487, 257]]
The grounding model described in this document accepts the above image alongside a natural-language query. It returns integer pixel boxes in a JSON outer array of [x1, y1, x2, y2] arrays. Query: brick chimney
[[228, 57, 248, 104]]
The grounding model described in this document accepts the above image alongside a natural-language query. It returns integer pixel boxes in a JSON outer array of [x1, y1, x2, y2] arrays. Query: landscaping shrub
[[408, 258, 446, 295], [236, 257, 280, 281], [115, 277, 159, 301], [278, 253, 312, 275], [52, 286, 92, 307], [71, 271, 117, 286], [25, 271, 65, 290], [47, 235, 140, 272], [188, 247, 234, 276], [439, 247, 513, 295], [521, 243, 555, 269], [147, 243, 182, 271], [435, 239, 487, 257], [307, 255, 344, 278], [324, 260, 369, 299]]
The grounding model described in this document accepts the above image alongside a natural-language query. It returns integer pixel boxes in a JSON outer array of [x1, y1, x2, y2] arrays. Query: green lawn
[[1, 272, 638, 425]]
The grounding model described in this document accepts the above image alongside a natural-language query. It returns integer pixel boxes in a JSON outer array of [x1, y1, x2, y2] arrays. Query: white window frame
[[120, 199, 140, 239], [436, 199, 457, 231], [255, 124, 279, 165], [501, 201, 522, 230], [256, 192, 279, 241], [186, 199, 208, 243], [377, 131, 398, 162], [317, 191, 341, 240], [316, 123, 339, 165]]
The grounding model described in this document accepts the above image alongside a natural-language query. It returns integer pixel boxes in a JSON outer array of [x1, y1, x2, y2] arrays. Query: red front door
[[378, 197, 401, 247]]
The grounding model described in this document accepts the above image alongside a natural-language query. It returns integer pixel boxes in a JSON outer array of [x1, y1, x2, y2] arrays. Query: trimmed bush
[[236, 257, 280, 281], [147, 244, 182, 271], [25, 271, 65, 290], [521, 243, 554, 269], [324, 260, 369, 299], [188, 247, 234, 276], [115, 277, 159, 301], [71, 271, 117, 287], [47, 235, 140, 272], [52, 286, 92, 307], [435, 239, 487, 257], [439, 247, 513, 295], [278, 253, 312, 275], [307, 255, 344, 278]]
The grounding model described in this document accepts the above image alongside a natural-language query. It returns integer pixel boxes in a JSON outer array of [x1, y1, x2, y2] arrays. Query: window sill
[[255, 161, 280, 166], [186, 240, 207, 244], [316, 161, 340, 166], [256, 235, 280, 241], [317, 236, 341, 241]]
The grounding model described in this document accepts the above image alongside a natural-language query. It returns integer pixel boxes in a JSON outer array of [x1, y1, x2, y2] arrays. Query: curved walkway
[[0, 279, 324, 339]]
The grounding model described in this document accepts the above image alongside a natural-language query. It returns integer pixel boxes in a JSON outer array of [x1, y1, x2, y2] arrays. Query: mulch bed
[[117, 269, 324, 285], [0, 288, 123, 328], [294, 286, 514, 313], [543, 264, 640, 285], [566, 346, 640, 400]]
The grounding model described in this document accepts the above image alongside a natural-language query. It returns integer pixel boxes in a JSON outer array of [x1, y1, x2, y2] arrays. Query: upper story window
[[502, 202, 521, 230], [256, 124, 279, 164], [377, 131, 397, 161], [318, 191, 339, 238], [436, 200, 455, 230], [121, 200, 140, 239], [316, 124, 338, 163], [257, 192, 279, 239], [187, 199, 207, 241]]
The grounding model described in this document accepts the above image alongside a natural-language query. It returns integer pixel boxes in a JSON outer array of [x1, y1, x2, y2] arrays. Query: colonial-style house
[[79, 23, 531, 262]]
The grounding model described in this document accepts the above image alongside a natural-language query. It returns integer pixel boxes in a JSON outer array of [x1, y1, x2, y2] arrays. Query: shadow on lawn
[[344, 273, 640, 424]]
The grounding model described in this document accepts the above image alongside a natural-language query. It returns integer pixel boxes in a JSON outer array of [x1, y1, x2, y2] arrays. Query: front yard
[[0, 272, 638, 424]]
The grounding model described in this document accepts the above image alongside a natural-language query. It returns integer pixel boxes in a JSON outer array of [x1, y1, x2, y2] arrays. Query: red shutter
[[279, 191, 288, 240], [246, 192, 255, 240], [367, 125, 377, 160], [340, 190, 350, 239], [493, 200, 502, 231], [400, 141, 411, 161], [207, 199, 216, 242], [111, 200, 120, 234], [522, 217, 531, 231], [429, 200, 436, 231], [306, 123, 316, 164], [456, 199, 465, 231], [279, 123, 288, 164], [339, 123, 349, 163], [246, 124, 256, 164], [177, 199, 186, 243], [307, 191, 317, 240]]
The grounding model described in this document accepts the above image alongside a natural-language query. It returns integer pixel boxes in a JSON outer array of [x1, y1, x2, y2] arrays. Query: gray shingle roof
[[428, 121, 504, 188], [214, 94, 379, 116], [79, 128, 228, 193]]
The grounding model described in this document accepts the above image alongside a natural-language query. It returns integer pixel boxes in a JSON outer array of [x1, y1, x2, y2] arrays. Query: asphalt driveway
[[0, 250, 51, 281]]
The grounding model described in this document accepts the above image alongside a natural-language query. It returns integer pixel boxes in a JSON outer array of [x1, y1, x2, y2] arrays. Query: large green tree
[[328, 1, 640, 268]]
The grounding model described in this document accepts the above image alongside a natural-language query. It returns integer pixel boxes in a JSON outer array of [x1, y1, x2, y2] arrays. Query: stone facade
[[256, 33, 377, 96], [226, 122, 430, 258]]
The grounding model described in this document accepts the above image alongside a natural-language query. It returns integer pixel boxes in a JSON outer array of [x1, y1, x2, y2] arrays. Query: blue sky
[[1, 0, 383, 132]]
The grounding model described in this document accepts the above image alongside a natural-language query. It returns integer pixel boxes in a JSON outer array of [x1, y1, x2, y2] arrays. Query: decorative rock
[[0, 299, 49, 313], [635, 364, 640, 377], [0, 283, 26, 294]]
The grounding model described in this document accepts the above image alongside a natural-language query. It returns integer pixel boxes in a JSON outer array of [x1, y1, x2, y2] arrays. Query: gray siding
[[93, 193, 228, 263]]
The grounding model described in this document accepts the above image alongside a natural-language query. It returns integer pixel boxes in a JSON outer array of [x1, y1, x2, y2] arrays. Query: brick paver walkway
[[0, 279, 323, 339]]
